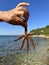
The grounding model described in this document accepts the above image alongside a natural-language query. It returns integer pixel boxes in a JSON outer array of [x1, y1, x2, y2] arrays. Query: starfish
[[14, 26, 35, 52]]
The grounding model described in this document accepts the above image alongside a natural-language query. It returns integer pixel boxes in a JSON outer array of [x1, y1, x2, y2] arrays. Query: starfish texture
[[14, 27, 35, 52]]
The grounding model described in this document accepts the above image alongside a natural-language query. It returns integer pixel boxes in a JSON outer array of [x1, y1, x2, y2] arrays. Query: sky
[[0, 0, 49, 35]]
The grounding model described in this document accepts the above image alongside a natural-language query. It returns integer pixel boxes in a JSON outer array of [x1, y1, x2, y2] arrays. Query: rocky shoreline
[[32, 35, 49, 39]]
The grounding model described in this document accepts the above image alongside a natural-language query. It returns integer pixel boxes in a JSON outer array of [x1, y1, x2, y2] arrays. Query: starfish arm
[[26, 37, 29, 52], [14, 35, 25, 41], [20, 37, 25, 50], [28, 36, 35, 48]]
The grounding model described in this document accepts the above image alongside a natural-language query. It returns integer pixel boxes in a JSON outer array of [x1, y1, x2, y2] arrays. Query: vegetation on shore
[[30, 25, 49, 36]]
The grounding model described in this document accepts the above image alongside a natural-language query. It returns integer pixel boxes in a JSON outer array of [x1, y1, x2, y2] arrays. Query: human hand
[[5, 2, 29, 27]]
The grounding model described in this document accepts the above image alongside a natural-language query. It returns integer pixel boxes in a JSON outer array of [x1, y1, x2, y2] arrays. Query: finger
[[17, 7, 29, 20], [15, 16, 23, 22], [20, 11, 29, 22], [15, 11, 25, 16], [17, 2, 30, 7], [17, 7, 29, 21], [15, 16, 27, 27], [17, 6, 27, 11], [17, 7, 29, 22], [23, 10, 29, 22]]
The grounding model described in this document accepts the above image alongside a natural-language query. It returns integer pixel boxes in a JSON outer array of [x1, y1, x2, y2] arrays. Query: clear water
[[0, 35, 49, 65]]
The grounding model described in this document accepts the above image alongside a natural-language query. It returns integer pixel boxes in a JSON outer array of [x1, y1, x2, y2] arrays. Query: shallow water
[[0, 35, 49, 65]]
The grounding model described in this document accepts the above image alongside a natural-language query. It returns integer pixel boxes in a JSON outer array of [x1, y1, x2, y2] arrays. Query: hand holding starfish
[[14, 3, 35, 52], [0, 2, 29, 28], [0, 2, 35, 52]]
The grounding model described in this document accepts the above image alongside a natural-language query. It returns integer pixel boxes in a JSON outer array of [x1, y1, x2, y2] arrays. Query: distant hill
[[30, 25, 49, 35]]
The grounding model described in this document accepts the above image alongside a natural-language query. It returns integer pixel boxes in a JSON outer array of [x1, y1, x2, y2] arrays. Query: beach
[[0, 35, 49, 65], [32, 35, 49, 39]]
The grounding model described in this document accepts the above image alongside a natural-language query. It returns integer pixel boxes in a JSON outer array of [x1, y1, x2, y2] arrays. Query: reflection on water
[[0, 35, 49, 65]]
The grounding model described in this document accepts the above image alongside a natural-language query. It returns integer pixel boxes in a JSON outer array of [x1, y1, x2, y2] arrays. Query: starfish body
[[14, 27, 35, 52]]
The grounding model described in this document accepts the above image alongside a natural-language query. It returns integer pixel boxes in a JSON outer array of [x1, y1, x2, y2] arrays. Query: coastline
[[32, 35, 49, 39]]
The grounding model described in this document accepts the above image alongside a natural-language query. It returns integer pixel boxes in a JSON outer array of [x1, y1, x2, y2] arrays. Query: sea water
[[0, 35, 49, 65]]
